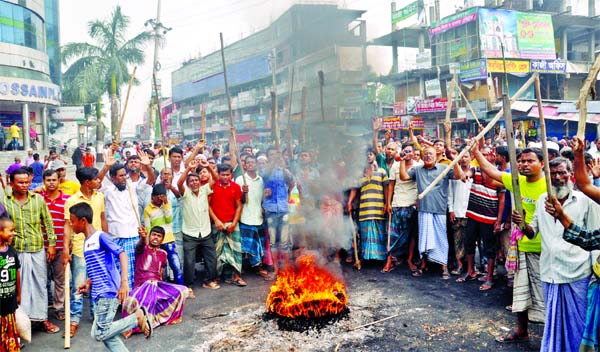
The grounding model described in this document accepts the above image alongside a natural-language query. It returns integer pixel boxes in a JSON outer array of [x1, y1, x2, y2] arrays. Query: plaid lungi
[[114, 237, 138, 290], [511, 251, 545, 323]]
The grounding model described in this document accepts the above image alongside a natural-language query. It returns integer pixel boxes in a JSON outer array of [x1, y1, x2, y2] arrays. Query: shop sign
[[0, 77, 61, 105], [425, 79, 441, 97], [487, 59, 530, 73], [393, 102, 406, 116], [416, 51, 431, 69], [460, 59, 487, 82], [415, 98, 448, 112], [530, 59, 566, 74], [391, 1, 420, 30], [429, 8, 477, 36]]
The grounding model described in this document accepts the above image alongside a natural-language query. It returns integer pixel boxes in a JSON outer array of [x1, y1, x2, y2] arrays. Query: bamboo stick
[[417, 73, 537, 200], [534, 76, 553, 199], [502, 94, 525, 230], [114, 66, 137, 143], [456, 83, 483, 128], [576, 52, 600, 138], [201, 103, 206, 141], [64, 263, 71, 349]]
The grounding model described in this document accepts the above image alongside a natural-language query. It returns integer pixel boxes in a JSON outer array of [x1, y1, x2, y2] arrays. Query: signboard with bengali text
[[415, 98, 449, 113], [487, 59, 530, 73]]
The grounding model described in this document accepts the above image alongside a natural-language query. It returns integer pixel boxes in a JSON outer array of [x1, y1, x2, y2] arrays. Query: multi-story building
[[170, 3, 367, 145], [0, 0, 61, 150], [372, 0, 600, 141]]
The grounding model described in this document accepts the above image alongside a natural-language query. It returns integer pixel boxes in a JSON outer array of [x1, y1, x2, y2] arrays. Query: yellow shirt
[[64, 190, 105, 257], [59, 180, 80, 196], [9, 124, 20, 138]]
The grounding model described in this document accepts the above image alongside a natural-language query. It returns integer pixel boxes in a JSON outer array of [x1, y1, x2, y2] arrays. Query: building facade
[[373, 0, 600, 141], [170, 4, 367, 145], [0, 0, 60, 150]]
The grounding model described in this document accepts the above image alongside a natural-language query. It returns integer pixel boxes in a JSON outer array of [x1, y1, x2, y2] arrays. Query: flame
[[266, 253, 348, 319]]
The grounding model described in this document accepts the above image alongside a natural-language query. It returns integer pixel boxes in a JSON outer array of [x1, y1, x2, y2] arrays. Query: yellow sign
[[487, 59, 530, 73]]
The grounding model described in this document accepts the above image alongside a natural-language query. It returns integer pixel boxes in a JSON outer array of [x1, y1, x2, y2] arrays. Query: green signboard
[[392, 1, 418, 30]]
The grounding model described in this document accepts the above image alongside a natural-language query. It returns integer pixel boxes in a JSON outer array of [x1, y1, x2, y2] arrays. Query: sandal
[[62, 323, 78, 338], [479, 281, 494, 291], [495, 329, 529, 343], [441, 270, 450, 280], [411, 269, 423, 277], [40, 320, 60, 334], [202, 281, 221, 290], [450, 266, 464, 275], [225, 278, 247, 287], [380, 266, 395, 273], [140, 307, 153, 339], [55, 310, 65, 321], [456, 272, 478, 283]]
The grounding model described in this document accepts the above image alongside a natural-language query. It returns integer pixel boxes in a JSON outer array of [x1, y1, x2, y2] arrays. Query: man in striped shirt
[[41, 169, 70, 320], [4, 167, 59, 333]]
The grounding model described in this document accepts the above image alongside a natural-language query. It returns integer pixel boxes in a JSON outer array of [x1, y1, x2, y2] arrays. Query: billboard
[[460, 59, 487, 82], [429, 8, 477, 36], [479, 9, 555, 60], [415, 98, 448, 113], [392, 1, 425, 30]]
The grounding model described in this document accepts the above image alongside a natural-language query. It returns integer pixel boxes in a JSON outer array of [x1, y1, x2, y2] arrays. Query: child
[[143, 184, 183, 286], [0, 217, 20, 352], [122, 226, 188, 338], [70, 203, 151, 351]]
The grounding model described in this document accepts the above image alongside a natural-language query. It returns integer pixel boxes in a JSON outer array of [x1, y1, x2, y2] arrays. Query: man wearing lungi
[[399, 146, 463, 279], [473, 145, 547, 343], [519, 157, 599, 351], [98, 147, 155, 290], [4, 168, 59, 333]]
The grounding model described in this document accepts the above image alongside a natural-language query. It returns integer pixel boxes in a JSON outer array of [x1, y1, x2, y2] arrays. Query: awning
[[556, 113, 600, 124], [492, 100, 536, 111], [528, 106, 559, 118], [557, 101, 600, 113]]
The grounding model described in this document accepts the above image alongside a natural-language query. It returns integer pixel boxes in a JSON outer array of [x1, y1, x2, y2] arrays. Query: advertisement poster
[[429, 8, 477, 36], [460, 59, 488, 82], [530, 59, 567, 74], [392, 1, 422, 30], [415, 98, 448, 113], [479, 9, 555, 60], [487, 59, 530, 73]]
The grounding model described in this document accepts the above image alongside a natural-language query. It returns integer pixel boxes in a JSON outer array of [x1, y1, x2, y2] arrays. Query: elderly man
[[4, 168, 58, 332], [399, 146, 463, 279], [516, 157, 599, 351], [372, 119, 397, 176], [98, 148, 155, 289]]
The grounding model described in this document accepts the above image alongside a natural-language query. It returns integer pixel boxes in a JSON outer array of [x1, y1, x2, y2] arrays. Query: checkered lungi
[[114, 237, 138, 290], [511, 251, 545, 323]]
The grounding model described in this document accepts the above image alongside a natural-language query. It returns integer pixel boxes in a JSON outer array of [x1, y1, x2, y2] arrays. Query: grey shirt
[[408, 163, 454, 215]]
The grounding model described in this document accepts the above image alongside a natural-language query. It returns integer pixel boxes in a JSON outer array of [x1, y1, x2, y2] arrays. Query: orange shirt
[[82, 153, 95, 167]]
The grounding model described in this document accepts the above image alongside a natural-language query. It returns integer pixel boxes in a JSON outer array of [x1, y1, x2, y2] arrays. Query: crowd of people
[[0, 122, 600, 351]]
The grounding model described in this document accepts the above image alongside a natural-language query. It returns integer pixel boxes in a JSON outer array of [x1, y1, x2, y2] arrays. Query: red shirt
[[82, 153, 95, 167], [42, 191, 69, 250], [209, 181, 242, 223]]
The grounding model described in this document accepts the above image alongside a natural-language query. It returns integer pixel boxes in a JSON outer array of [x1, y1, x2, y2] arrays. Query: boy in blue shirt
[[71, 202, 151, 351]]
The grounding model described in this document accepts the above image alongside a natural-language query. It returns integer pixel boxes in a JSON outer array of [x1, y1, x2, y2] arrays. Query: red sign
[[393, 102, 406, 116], [415, 98, 449, 113]]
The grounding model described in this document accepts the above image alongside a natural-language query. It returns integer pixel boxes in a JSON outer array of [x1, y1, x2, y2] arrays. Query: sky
[[59, 0, 397, 133]]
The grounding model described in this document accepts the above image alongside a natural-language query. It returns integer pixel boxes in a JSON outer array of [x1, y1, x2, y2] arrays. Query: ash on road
[[29, 262, 543, 351]]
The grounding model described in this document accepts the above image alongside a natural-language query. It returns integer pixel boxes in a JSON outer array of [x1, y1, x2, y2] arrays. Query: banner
[[415, 51, 431, 69], [429, 8, 477, 36], [487, 59, 530, 73], [450, 38, 467, 58], [393, 102, 406, 116], [460, 59, 487, 82], [392, 1, 420, 30], [377, 116, 425, 130], [415, 98, 448, 113], [530, 59, 567, 74], [479, 8, 555, 60], [425, 79, 441, 97]]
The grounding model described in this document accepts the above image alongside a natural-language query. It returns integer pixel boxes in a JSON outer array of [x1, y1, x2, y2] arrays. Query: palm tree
[[61, 5, 154, 140]]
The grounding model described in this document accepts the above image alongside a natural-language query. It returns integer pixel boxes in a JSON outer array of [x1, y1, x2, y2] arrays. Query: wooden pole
[[114, 66, 137, 143], [417, 73, 537, 200], [576, 52, 600, 138], [64, 263, 71, 349], [220, 33, 246, 185], [300, 87, 307, 145], [502, 94, 525, 230], [201, 103, 206, 141], [318, 70, 325, 122], [534, 76, 553, 199], [286, 66, 295, 162], [152, 72, 167, 166], [444, 78, 455, 148], [456, 83, 483, 128]]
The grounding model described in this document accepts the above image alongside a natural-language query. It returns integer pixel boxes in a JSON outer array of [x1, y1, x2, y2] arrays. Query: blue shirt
[[167, 189, 182, 234], [262, 168, 292, 213], [31, 161, 44, 183], [83, 231, 124, 302]]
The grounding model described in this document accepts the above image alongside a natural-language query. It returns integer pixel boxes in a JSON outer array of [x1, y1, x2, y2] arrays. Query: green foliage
[[61, 5, 154, 105]]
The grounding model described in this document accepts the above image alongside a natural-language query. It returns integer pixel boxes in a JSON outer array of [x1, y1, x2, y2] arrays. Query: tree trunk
[[110, 74, 119, 141], [96, 98, 104, 162]]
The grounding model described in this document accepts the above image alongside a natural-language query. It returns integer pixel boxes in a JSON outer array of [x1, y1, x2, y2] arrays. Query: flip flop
[[140, 307, 153, 339], [441, 270, 450, 280], [380, 266, 395, 273], [411, 269, 423, 277], [456, 273, 478, 283], [495, 329, 529, 343], [450, 266, 464, 275], [479, 281, 493, 291]]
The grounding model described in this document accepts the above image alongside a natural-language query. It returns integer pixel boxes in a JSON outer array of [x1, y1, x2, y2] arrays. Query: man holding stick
[[472, 144, 546, 342], [398, 146, 463, 279]]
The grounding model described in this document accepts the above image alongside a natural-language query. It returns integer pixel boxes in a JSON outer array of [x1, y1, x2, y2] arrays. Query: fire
[[266, 253, 348, 319]]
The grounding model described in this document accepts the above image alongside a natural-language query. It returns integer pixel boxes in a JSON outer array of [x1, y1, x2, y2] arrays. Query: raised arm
[[471, 142, 503, 182], [572, 136, 600, 204], [139, 150, 156, 186], [372, 119, 382, 155], [184, 140, 205, 169], [98, 146, 118, 182]]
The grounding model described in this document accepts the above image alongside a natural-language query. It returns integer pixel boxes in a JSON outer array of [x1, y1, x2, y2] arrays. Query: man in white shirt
[[236, 155, 271, 279], [517, 157, 600, 350], [448, 151, 473, 276], [98, 148, 155, 289]]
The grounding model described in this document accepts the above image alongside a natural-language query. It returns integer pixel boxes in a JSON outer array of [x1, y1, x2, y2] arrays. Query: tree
[[61, 5, 154, 140]]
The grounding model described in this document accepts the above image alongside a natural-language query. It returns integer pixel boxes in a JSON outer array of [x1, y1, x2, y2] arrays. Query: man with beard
[[372, 120, 397, 176], [127, 155, 152, 216], [473, 145, 546, 343], [399, 146, 463, 279], [99, 148, 155, 290], [448, 151, 473, 276], [514, 157, 599, 351]]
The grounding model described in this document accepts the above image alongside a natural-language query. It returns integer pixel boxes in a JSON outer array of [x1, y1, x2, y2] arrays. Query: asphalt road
[[28, 260, 543, 352]]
